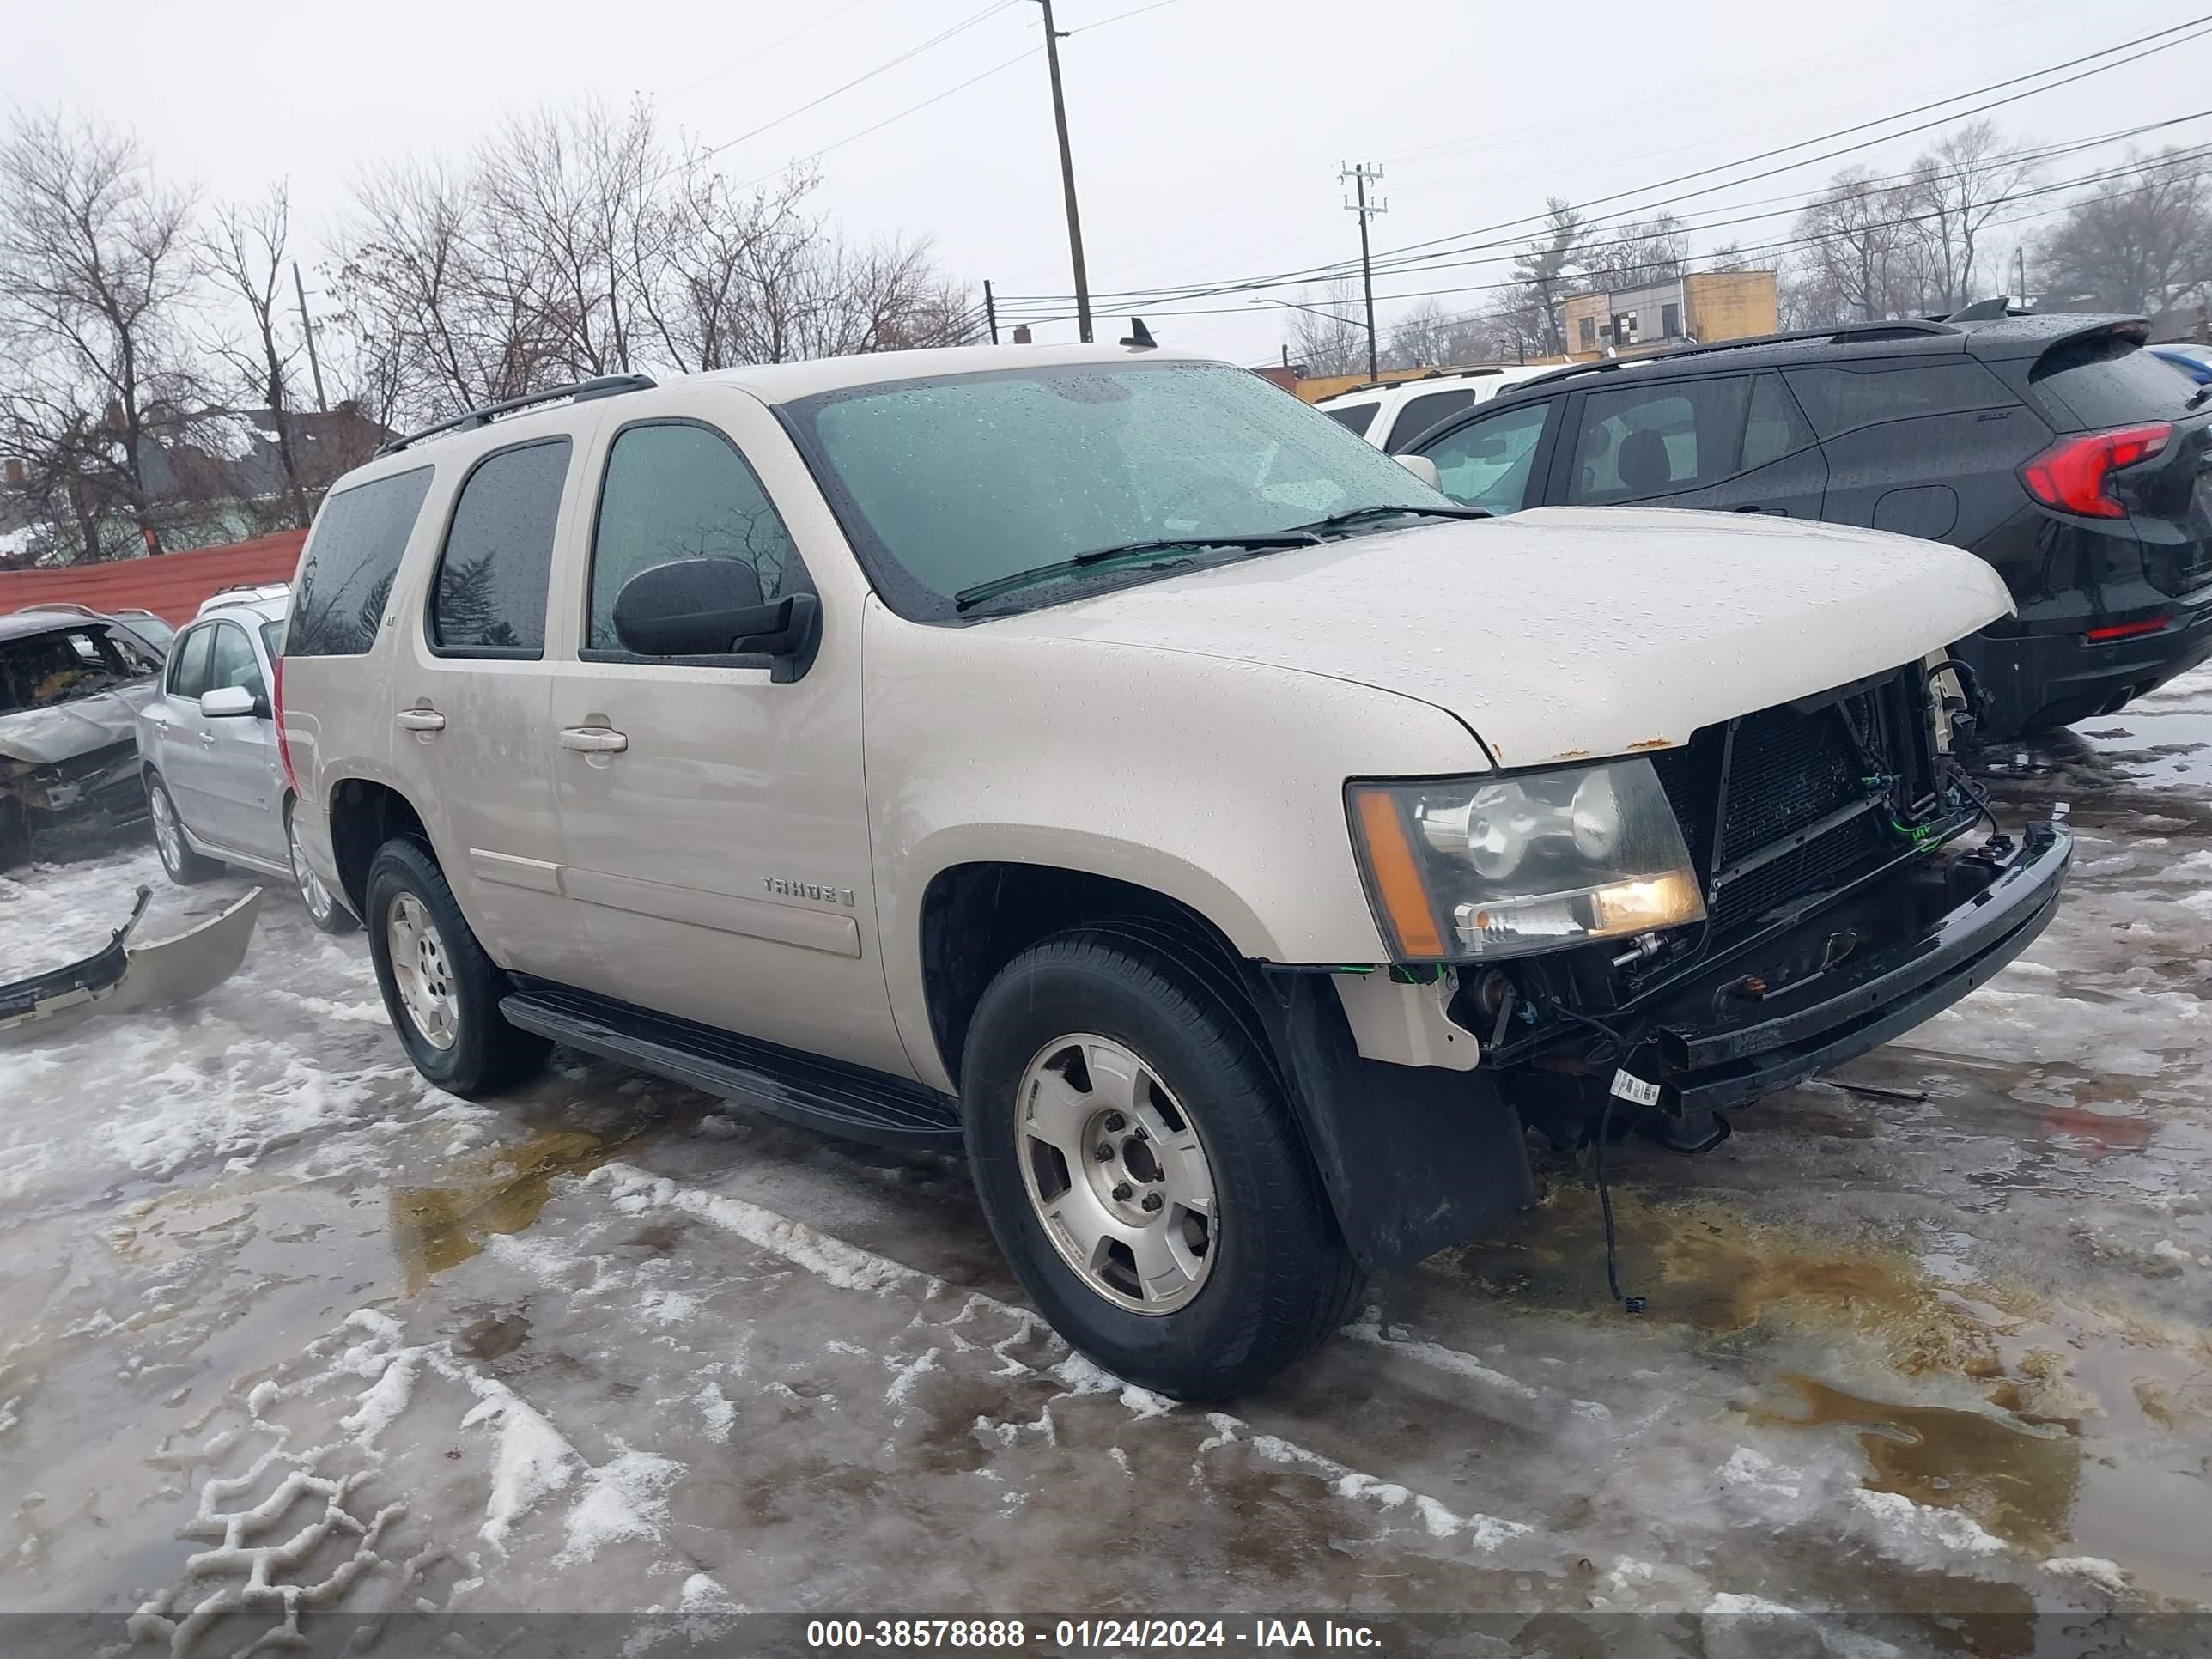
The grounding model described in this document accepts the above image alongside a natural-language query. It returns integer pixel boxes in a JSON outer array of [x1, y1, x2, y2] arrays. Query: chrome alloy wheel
[[386, 892, 459, 1050], [150, 786, 185, 873], [289, 813, 337, 925], [1015, 1034, 1217, 1314]]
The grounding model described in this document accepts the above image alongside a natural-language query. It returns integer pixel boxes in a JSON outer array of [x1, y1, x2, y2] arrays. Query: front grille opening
[[1647, 666, 1943, 937]]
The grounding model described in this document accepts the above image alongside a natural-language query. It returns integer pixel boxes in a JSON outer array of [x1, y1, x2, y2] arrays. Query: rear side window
[[1783, 361, 2014, 438], [287, 466, 435, 658], [2030, 337, 2194, 429], [430, 439, 572, 658], [1565, 375, 1756, 502], [169, 626, 215, 698], [1388, 389, 1479, 452], [586, 422, 802, 655], [1321, 403, 1377, 435]]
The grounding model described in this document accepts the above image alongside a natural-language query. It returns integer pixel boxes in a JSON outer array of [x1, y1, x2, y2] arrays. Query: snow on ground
[[1, 673, 2209, 1650]]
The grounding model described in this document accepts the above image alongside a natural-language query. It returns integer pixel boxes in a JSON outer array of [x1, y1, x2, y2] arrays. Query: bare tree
[[1281, 282, 1367, 377], [199, 183, 311, 527], [2037, 147, 2212, 314], [1577, 213, 1689, 295], [0, 110, 203, 556], [1909, 120, 2045, 312], [1792, 167, 1921, 321]]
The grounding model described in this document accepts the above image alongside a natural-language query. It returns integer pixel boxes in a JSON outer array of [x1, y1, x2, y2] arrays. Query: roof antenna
[[1120, 316, 1157, 349]]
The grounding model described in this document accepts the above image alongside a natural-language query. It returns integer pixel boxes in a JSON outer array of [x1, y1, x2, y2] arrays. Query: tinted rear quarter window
[[1783, 360, 2014, 438], [2030, 337, 2194, 429], [430, 439, 572, 658], [1321, 403, 1377, 435], [1387, 389, 1479, 452], [287, 467, 436, 658]]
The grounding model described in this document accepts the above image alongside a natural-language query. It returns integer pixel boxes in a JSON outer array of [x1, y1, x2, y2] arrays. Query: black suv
[[1405, 314, 2212, 739]]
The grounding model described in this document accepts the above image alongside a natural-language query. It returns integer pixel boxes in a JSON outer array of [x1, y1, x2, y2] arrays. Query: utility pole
[[2014, 246, 2029, 309], [984, 279, 1000, 344], [294, 262, 328, 413], [1341, 162, 1386, 383], [1036, 0, 1093, 343]]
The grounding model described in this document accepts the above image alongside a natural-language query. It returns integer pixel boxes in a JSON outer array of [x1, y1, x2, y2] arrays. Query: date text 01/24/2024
[[804, 1620, 1384, 1650]]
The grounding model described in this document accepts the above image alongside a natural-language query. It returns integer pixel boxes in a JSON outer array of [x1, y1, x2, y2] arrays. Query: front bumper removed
[[1640, 823, 2071, 1113], [0, 884, 263, 1044]]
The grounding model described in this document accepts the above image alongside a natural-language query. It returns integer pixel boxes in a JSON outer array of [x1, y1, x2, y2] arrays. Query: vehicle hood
[[993, 507, 2014, 768], [0, 683, 158, 766]]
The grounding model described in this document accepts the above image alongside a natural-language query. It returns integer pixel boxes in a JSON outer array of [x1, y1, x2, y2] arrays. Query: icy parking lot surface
[[3, 672, 2209, 1656]]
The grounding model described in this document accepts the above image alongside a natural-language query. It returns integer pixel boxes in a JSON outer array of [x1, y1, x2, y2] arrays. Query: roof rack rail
[[375, 374, 657, 457], [1509, 319, 1962, 393]]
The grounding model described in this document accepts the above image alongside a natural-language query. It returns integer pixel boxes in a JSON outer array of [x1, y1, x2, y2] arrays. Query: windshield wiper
[[1287, 503, 1492, 536], [952, 533, 1321, 612], [2187, 383, 2212, 411]]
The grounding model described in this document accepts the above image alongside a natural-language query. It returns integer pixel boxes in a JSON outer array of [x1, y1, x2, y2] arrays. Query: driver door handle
[[395, 708, 447, 732], [558, 726, 628, 754]]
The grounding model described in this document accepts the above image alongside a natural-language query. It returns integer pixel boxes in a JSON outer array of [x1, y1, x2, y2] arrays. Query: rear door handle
[[198, 732, 217, 749], [558, 726, 629, 754], [396, 708, 447, 732]]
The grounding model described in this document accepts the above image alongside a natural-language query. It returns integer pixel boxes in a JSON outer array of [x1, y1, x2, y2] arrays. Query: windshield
[[785, 361, 1455, 618], [0, 624, 159, 715]]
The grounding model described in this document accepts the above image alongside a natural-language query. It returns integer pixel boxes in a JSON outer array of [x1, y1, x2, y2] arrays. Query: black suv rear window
[[1783, 361, 2014, 438], [287, 466, 435, 658], [2029, 336, 2194, 430]]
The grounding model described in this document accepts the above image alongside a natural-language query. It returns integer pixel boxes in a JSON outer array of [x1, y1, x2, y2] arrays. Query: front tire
[[287, 800, 357, 935], [962, 930, 1362, 1401], [363, 837, 548, 1097], [147, 775, 222, 884]]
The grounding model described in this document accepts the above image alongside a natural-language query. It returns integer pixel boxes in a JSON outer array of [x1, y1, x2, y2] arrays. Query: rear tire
[[147, 776, 222, 884], [962, 929, 1362, 1401], [364, 837, 548, 1097]]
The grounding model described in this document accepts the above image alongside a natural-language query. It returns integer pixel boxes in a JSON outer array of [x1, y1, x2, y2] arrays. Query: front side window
[[168, 625, 215, 700], [430, 439, 571, 657], [206, 621, 265, 702], [1388, 389, 1479, 453], [1784, 361, 2015, 438], [1, 624, 156, 714], [588, 423, 802, 654], [1421, 400, 1553, 515], [786, 362, 1454, 619], [288, 465, 435, 658], [1565, 375, 1757, 503]]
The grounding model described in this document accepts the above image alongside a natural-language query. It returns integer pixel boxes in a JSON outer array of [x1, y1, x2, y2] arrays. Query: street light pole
[[1036, 0, 1093, 343]]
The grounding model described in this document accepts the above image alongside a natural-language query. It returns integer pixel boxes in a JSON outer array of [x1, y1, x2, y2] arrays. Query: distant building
[[1559, 270, 1779, 361]]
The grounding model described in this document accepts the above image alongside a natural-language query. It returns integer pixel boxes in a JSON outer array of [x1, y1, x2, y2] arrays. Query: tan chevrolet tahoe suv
[[280, 343, 2071, 1398]]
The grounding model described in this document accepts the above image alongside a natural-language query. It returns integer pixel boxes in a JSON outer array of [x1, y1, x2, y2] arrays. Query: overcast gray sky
[[5, 0, 2206, 366]]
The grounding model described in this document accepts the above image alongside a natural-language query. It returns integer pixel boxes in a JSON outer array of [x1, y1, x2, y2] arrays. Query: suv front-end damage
[[1340, 657, 2069, 1166]]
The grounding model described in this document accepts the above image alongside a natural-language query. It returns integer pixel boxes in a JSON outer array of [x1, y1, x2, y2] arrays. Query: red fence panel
[[0, 532, 308, 626]]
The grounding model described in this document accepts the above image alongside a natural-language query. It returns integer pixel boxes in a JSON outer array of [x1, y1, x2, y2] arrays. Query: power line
[[994, 111, 2212, 318], [739, 44, 1042, 190], [665, 0, 880, 100], [1006, 145, 2212, 326], [1001, 14, 2212, 308], [696, 0, 1023, 163]]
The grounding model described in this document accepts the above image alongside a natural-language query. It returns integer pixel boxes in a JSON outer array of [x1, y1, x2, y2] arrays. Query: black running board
[[500, 982, 963, 1150]]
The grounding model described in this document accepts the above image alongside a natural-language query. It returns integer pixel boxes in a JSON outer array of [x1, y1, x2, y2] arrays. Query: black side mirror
[[613, 558, 820, 678]]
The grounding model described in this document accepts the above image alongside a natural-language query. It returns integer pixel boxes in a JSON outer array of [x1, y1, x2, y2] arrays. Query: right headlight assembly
[[1347, 758, 1706, 962]]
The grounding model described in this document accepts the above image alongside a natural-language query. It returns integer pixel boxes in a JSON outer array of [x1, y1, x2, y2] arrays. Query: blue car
[[2149, 343, 2212, 384]]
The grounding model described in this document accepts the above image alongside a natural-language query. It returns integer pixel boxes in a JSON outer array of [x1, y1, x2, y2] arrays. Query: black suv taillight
[[2019, 422, 2172, 519]]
